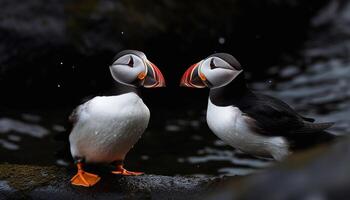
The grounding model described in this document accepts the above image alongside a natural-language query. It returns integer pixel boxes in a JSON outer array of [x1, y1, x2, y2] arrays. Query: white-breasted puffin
[[180, 53, 334, 161], [69, 50, 165, 187]]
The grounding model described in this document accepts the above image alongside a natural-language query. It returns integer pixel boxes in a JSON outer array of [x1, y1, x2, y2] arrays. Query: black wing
[[241, 93, 334, 136]]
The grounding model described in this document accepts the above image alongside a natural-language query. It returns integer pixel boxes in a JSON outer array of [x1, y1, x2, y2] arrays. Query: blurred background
[[0, 0, 349, 176]]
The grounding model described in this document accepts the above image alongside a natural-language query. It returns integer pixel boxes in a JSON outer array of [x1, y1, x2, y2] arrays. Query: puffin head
[[110, 50, 166, 88], [180, 53, 242, 89]]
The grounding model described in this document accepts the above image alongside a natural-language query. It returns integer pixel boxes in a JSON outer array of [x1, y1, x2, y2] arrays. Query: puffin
[[69, 50, 165, 187], [180, 53, 334, 161]]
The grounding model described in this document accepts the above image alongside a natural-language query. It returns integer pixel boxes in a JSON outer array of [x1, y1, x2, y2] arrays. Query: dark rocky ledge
[[0, 164, 224, 200]]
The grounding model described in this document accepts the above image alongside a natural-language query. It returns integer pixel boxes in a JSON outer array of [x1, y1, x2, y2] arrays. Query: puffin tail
[[295, 122, 335, 134], [288, 121, 337, 150]]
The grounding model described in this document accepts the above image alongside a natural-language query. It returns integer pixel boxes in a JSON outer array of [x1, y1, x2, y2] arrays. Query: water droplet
[[218, 37, 226, 44]]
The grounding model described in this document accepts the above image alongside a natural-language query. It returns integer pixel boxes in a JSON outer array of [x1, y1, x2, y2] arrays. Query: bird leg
[[70, 161, 100, 187], [111, 161, 144, 176]]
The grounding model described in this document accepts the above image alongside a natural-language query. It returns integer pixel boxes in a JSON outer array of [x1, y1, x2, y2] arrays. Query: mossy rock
[[0, 164, 64, 192]]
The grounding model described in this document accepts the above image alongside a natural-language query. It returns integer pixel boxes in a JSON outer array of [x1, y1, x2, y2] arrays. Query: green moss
[[0, 164, 62, 192]]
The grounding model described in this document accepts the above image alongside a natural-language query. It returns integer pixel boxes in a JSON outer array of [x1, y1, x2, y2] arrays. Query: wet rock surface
[[0, 164, 222, 200], [305, 0, 350, 60], [207, 136, 350, 200]]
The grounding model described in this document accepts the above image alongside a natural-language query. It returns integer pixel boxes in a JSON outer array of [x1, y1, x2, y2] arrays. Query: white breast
[[206, 98, 289, 160], [69, 92, 150, 163]]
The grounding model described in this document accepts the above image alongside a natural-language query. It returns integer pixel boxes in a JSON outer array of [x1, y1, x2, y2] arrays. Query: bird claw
[[111, 165, 143, 176]]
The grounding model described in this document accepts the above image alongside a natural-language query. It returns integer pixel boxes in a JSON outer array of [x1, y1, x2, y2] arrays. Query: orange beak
[[180, 62, 207, 88], [142, 60, 166, 88]]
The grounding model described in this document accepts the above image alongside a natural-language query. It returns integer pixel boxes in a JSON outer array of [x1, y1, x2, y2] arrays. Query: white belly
[[206, 98, 289, 160], [69, 93, 150, 163]]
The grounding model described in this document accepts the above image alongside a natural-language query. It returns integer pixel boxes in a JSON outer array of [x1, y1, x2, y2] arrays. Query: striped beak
[[180, 62, 207, 88], [141, 60, 166, 88]]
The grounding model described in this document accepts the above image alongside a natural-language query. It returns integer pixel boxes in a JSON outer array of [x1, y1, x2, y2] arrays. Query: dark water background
[[0, 0, 349, 176]]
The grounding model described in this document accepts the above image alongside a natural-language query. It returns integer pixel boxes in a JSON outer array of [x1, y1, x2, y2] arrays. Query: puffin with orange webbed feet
[[69, 50, 165, 187], [180, 53, 335, 161]]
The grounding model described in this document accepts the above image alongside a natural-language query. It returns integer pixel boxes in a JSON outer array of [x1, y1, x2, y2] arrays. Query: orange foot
[[111, 164, 144, 176], [71, 163, 100, 187]]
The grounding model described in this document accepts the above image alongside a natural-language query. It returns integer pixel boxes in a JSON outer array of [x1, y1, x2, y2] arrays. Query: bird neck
[[209, 72, 251, 106], [113, 82, 140, 96]]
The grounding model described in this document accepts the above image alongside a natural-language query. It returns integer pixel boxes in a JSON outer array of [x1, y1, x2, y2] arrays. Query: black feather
[[302, 116, 315, 122]]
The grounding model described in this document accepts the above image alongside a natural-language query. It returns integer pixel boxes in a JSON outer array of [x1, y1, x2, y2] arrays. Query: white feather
[[69, 92, 150, 163], [206, 98, 290, 160]]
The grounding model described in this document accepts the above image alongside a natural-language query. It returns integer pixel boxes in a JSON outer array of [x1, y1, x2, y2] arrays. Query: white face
[[199, 56, 242, 89], [109, 54, 147, 87]]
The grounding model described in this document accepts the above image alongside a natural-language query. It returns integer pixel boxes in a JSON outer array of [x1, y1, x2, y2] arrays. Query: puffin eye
[[210, 58, 217, 69], [128, 56, 134, 67]]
